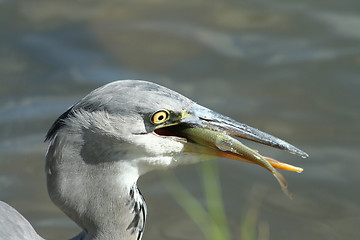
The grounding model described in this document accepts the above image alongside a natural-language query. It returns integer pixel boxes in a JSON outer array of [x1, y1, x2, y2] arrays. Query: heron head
[[46, 80, 307, 196]]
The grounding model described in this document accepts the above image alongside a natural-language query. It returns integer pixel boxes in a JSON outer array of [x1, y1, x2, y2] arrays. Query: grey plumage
[[0, 80, 307, 240], [0, 201, 43, 240], [45, 80, 190, 240]]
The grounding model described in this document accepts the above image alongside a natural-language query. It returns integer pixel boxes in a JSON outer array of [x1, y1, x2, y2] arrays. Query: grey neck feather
[[46, 126, 147, 240]]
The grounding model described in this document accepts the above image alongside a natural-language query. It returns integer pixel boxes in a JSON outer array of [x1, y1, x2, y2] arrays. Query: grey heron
[[0, 80, 308, 240]]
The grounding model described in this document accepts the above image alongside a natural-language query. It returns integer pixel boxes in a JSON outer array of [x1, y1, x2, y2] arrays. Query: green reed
[[164, 161, 269, 240]]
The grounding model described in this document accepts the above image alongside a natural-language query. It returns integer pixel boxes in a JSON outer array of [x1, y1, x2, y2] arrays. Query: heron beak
[[172, 103, 308, 197]]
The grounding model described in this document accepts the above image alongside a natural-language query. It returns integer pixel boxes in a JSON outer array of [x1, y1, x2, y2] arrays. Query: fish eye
[[151, 110, 169, 125]]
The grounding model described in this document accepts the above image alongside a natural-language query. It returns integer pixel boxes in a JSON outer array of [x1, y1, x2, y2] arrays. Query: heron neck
[[46, 135, 146, 240]]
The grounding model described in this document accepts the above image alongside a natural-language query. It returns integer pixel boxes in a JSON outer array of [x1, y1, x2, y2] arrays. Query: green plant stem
[[201, 161, 231, 240], [164, 172, 214, 240]]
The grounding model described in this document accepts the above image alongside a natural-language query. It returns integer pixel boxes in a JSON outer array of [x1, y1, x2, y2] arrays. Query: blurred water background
[[0, 0, 359, 239]]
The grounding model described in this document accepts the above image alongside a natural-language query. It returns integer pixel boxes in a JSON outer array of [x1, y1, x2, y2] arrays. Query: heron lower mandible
[[0, 80, 308, 240]]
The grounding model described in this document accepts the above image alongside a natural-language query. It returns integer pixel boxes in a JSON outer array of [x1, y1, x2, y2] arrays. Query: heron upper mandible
[[0, 80, 308, 240]]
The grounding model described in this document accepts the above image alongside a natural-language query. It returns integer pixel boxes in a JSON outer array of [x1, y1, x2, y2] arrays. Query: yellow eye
[[151, 110, 169, 125]]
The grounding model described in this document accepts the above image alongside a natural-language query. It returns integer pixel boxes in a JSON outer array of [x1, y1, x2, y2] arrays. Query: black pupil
[[158, 115, 164, 121]]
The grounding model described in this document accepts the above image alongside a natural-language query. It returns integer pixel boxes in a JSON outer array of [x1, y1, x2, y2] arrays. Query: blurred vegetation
[[165, 161, 269, 240]]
